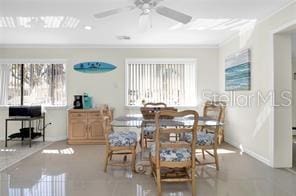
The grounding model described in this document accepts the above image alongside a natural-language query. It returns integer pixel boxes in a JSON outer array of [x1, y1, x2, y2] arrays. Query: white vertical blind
[[126, 59, 197, 106]]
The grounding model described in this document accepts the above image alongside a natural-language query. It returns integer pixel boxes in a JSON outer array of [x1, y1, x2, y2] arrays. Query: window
[[126, 59, 197, 106], [0, 63, 66, 106]]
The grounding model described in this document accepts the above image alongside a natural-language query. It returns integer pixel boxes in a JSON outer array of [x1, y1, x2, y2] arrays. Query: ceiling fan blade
[[94, 5, 135, 19], [155, 6, 192, 24]]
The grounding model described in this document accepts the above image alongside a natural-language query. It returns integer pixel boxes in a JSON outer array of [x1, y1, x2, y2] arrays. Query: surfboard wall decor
[[73, 61, 117, 73]]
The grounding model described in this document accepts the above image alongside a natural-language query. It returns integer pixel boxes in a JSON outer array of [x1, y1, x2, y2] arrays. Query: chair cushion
[[143, 126, 155, 138], [150, 144, 191, 162], [108, 131, 137, 147], [184, 132, 215, 146]]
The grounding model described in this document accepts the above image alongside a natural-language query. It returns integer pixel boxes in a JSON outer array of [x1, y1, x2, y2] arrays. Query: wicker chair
[[140, 102, 167, 148], [144, 102, 167, 108], [102, 113, 137, 172], [205, 101, 226, 144], [150, 110, 198, 196], [184, 103, 223, 170]]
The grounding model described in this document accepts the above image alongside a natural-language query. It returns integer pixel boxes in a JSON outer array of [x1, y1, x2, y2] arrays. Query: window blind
[[126, 59, 197, 106]]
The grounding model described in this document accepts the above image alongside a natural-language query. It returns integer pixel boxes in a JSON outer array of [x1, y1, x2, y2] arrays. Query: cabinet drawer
[[88, 112, 101, 119], [70, 113, 87, 119]]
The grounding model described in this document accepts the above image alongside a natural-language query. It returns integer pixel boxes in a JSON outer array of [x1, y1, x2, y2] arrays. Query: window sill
[[44, 105, 69, 110]]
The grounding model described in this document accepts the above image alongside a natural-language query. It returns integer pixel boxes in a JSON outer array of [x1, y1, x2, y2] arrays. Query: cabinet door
[[69, 119, 88, 140], [88, 118, 105, 140]]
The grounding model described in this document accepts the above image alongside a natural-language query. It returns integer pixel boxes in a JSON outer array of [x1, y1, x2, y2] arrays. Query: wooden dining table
[[111, 113, 223, 174]]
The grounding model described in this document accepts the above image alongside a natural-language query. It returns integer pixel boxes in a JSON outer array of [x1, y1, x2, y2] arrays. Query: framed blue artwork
[[74, 61, 117, 73], [225, 49, 251, 91]]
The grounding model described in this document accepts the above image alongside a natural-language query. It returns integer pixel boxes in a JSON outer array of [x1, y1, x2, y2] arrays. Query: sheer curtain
[[0, 64, 66, 106], [23, 64, 66, 106], [0, 64, 10, 105]]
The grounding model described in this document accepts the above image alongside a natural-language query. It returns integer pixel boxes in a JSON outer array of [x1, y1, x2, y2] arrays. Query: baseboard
[[286, 168, 296, 175], [43, 136, 67, 141], [224, 137, 272, 167]]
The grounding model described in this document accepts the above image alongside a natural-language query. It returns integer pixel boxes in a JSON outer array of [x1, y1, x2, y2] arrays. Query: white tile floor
[[0, 140, 52, 172], [0, 141, 296, 196]]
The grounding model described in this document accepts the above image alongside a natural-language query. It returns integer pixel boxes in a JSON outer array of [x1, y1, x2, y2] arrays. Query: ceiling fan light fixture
[[141, 3, 151, 14], [139, 13, 152, 32], [143, 8, 151, 14]]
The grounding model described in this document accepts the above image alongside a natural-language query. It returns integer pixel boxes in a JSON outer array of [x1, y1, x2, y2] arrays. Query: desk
[[5, 115, 45, 148], [111, 114, 222, 174]]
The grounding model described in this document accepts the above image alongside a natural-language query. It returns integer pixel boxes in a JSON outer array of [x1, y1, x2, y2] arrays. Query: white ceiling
[[0, 0, 293, 46]]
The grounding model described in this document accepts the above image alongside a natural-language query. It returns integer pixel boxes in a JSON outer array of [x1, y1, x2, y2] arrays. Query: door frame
[[270, 19, 296, 167]]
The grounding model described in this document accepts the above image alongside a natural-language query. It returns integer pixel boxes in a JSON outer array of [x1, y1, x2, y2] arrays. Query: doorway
[[272, 23, 296, 168]]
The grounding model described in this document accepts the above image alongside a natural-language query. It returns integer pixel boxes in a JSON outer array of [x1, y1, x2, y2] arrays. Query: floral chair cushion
[[184, 132, 215, 146], [108, 131, 137, 147], [150, 144, 191, 162], [143, 126, 156, 138]]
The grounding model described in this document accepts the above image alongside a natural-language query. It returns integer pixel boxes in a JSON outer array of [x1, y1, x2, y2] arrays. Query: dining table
[[111, 113, 223, 174]]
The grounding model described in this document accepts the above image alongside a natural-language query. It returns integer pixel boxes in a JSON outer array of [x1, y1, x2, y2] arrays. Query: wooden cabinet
[[69, 118, 88, 140], [68, 108, 110, 145], [88, 118, 104, 140]]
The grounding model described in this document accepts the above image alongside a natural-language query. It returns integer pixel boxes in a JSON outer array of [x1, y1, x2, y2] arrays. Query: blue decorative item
[[74, 61, 117, 73], [83, 93, 93, 109]]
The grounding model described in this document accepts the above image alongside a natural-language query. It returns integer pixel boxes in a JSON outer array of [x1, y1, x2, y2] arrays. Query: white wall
[[0, 47, 219, 141], [218, 2, 296, 167]]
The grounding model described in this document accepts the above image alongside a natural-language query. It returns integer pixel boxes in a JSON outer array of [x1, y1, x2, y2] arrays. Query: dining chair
[[150, 110, 198, 196], [205, 100, 226, 144], [140, 102, 167, 148], [102, 114, 137, 172], [100, 104, 113, 121], [144, 102, 167, 108], [185, 103, 223, 170]]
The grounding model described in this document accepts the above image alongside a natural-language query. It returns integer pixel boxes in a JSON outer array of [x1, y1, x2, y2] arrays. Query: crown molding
[[219, 0, 296, 48], [0, 44, 219, 49], [218, 32, 240, 48], [0, 58, 68, 64], [257, 0, 296, 25]]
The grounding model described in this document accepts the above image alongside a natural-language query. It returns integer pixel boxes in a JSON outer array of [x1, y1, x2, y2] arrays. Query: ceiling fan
[[93, 0, 192, 30]]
